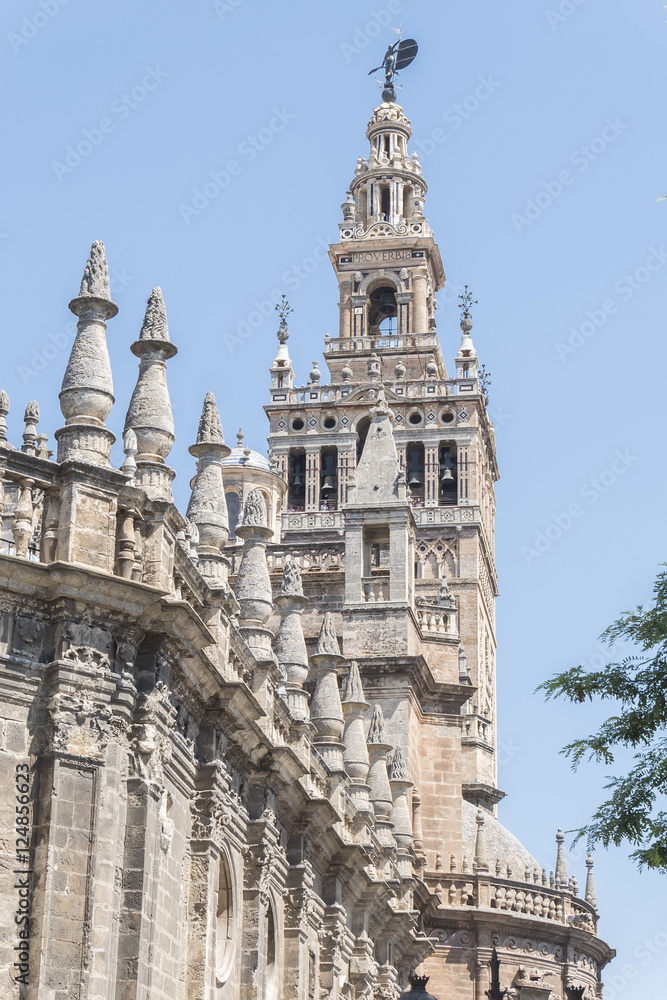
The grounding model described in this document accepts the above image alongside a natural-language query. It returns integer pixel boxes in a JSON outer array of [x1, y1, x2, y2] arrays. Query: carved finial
[[240, 489, 267, 528], [585, 855, 598, 909], [387, 744, 409, 781], [0, 390, 8, 440], [78, 240, 111, 299], [367, 704, 388, 744], [309, 361, 321, 384], [236, 428, 244, 447], [342, 660, 366, 704], [194, 392, 225, 446], [122, 428, 138, 480], [22, 401, 39, 454], [280, 557, 303, 597], [555, 829, 568, 887], [316, 612, 341, 657], [474, 809, 489, 873], [139, 287, 170, 342]]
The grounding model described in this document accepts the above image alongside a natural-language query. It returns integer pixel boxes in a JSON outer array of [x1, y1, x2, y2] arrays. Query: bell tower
[[328, 101, 446, 386], [266, 94, 500, 834]]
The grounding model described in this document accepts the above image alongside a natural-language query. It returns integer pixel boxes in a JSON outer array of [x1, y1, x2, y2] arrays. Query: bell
[[440, 467, 454, 482], [376, 291, 396, 317], [291, 472, 303, 487], [408, 472, 422, 487], [322, 475, 336, 492]]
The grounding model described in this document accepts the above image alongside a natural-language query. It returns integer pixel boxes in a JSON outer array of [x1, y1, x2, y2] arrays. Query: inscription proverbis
[[338, 249, 424, 267]]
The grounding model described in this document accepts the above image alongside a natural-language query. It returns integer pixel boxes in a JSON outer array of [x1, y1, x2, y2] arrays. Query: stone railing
[[414, 605, 457, 638], [425, 870, 597, 931], [323, 333, 439, 353], [410, 505, 480, 527], [362, 574, 390, 602]]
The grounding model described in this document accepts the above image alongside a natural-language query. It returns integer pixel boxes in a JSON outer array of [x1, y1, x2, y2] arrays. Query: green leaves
[[539, 565, 667, 871]]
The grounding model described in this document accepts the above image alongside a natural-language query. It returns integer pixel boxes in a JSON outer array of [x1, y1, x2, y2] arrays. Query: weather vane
[[368, 30, 419, 103]]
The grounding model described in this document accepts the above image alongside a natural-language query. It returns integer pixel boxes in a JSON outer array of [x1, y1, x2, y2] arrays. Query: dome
[[461, 799, 541, 875], [221, 446, 271, 472]]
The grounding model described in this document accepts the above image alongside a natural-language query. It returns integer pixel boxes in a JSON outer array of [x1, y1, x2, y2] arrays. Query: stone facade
[[0, 96, 613, 1000]]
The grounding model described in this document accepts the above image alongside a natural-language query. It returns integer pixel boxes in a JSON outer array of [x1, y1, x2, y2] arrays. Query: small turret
[[234, 490, 274, 626], [387, 745, 413, 853], [273, 558, 309, 722], [342, 661, 371, 812], [56, 241, 118, 466], [21, 402, 39, 456], [367, 704, 394, 844], [310, 613, 345, 773], [124, 288, 178, 501], [186, 392, 231, 581]]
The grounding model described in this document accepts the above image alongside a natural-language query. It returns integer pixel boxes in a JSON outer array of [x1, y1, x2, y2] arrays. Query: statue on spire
[[368, 34, 419, 103]]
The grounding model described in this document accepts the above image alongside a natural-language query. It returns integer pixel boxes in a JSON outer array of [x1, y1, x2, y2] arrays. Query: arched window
[[265, 901, 278, 1000], [288, 450, 306, 511], [368, 285, 397, 336], [406, 444, 425, 506], [438, 443, 457, 506], [215, 852, 235, 985], [225, 491, 240, 539]]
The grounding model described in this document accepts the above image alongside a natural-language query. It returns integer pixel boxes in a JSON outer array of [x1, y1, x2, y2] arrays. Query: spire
[[274, 558, 309, 723], [473, 809, 489, 874], [234, 489, 274, 626], [585, 854, 598, 909], [124, 288, 178, 500], [0, 389, 8, 441], [186, 393, 231, 579], [555, 829, 568, 888], [310, 613, 345, 772], [56, 241, 118, 465]]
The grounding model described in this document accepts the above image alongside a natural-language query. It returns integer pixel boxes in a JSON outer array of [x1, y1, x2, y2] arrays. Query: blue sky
[[1, 0, 666, 993]]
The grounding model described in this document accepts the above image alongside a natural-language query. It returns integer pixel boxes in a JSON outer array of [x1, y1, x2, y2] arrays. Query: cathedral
[[0, 87, 614, 1000]]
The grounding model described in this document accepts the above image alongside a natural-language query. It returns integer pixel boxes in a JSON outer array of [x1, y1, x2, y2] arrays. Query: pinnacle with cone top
[[186, 393, 231, 569], [342, 662, 370, 787], [585, 854, 598, 909], [77, 240, 112, 301], [555, 828, 568, 887]]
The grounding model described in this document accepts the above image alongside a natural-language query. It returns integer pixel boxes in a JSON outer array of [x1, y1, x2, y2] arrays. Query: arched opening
[[265, 902, 278, 1000], [319, 447, 338, 511], [287, 450, 305, 512], [438, 443, 457, 506], [225, 491, 240, 540], [356, 416, 371, 463], [215, 851, 235, 985], [406, 443, 425, 507], [368, 285, 397, 336]]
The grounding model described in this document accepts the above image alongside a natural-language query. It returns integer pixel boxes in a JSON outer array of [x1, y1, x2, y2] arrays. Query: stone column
[[305, 448, 320, 512]]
